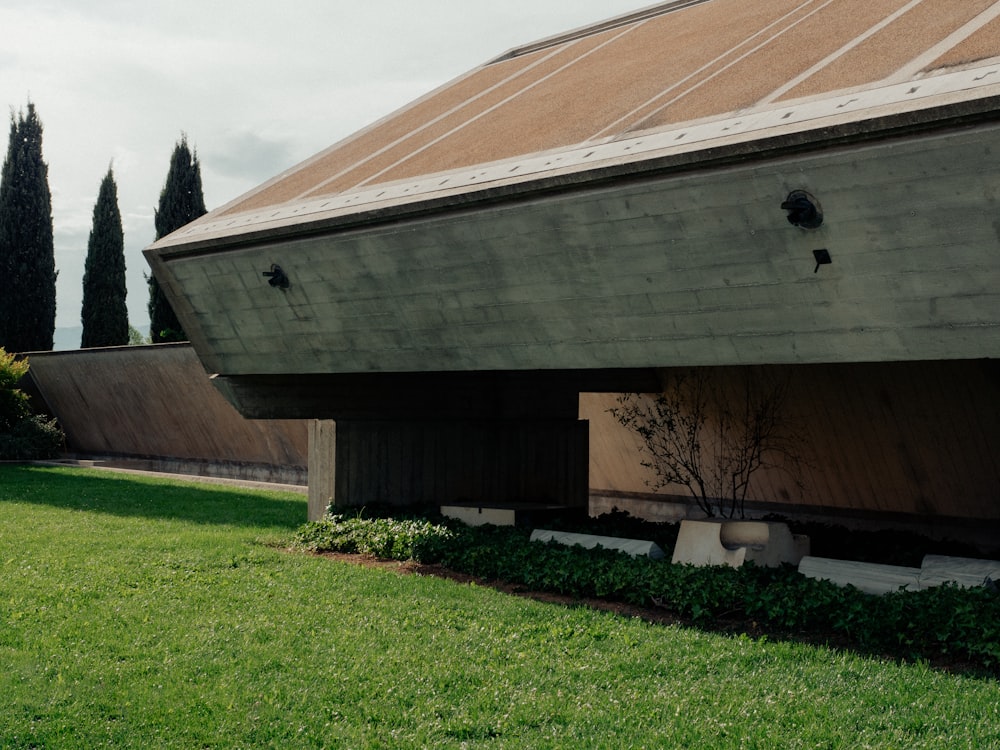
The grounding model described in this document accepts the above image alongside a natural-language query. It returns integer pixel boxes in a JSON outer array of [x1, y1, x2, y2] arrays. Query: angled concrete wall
[[25, 344, 308, 483]]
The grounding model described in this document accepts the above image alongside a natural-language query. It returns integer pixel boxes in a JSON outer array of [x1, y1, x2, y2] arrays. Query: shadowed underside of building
[[145, 0, 1000, 522]]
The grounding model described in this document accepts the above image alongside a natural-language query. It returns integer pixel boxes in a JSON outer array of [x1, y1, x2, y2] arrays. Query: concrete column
[[307, 419, 336, 520]]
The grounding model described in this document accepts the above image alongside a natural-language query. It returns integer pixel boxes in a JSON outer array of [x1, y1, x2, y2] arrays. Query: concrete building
[[145, 0, 1000, 526]]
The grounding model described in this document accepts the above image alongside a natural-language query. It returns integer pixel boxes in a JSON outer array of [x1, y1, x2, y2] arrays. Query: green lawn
[[1, 465, 998, 749]]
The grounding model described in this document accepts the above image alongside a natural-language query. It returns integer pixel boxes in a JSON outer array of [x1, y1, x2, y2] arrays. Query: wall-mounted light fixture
[[262, 264, 290, 289], [781, 190, 823, 229]]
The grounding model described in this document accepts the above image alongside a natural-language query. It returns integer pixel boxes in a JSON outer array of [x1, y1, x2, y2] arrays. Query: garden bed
[[294, 509, 1000, 676]]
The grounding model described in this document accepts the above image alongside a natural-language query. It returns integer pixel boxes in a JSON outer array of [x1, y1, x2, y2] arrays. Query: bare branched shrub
[[610, 367, 802, 519]]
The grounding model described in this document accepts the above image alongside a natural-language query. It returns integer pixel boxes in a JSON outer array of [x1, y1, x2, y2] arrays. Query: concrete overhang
[[144, 73, 1000, 383]]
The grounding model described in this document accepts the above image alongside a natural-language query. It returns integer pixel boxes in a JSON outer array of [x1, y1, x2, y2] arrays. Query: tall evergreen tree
[[81, 168, 128, 348], [147, 135, 206, 343], [0, 103, 57, 353]]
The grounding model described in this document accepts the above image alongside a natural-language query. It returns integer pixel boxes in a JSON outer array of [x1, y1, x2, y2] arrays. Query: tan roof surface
[[775, 0, 998, 102], [196, 0, 1000, 225]]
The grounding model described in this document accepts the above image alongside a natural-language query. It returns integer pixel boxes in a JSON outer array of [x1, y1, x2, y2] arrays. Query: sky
[[0, 1, 649, 340]]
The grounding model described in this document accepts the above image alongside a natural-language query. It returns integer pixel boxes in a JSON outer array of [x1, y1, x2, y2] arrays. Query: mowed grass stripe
[[1, 466, 997, 748]]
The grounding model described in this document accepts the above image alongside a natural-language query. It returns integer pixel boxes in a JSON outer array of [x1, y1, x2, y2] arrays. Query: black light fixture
[[781, 190, 823, 229], [262, 263, 290, 289]]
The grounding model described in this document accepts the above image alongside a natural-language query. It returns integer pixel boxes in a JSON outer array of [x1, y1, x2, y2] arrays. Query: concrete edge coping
[[29, 459, 308, 495]]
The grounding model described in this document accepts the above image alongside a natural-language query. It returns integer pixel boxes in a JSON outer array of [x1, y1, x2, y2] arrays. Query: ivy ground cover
[[1, 465, 998, 748]]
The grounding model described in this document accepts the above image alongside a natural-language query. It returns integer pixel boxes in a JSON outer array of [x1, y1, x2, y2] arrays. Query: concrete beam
[[210, 370, 659, 420]]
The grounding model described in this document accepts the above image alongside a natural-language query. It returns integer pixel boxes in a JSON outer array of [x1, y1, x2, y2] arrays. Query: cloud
[[203, 130, 296, 184]]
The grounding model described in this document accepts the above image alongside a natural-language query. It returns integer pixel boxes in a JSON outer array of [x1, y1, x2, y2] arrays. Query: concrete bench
[[530, 529, 665, 559], [671, 519, 809, 568]]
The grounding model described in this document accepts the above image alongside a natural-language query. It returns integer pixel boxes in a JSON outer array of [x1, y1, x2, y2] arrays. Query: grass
[[1, 465, 999, 749]]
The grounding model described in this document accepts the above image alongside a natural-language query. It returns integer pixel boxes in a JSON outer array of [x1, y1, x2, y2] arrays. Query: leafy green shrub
[[290, 510, 1000, 672], [0, 348, 64, 460], [0, 413, 64, 460], [293, 511, 456, 561], [0, 348, 31, 430], [754, 567, 902, 644], [861, 584, 1000, 665]]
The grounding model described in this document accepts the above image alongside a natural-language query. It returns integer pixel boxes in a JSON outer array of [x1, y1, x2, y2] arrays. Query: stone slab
[[919, 554, 1000, 589], [441, 503, 575, 528], [530, 529, 665, 559], [798, 556, 922, 595]]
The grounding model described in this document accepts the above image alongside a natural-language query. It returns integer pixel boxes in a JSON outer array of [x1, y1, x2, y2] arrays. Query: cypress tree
[[147, 135, 206, 343], [0, 103, 57, 353], [81, 168, 128, 348]]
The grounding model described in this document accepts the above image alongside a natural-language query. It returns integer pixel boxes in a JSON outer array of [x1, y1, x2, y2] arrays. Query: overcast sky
[[0, 1, 646, 337]]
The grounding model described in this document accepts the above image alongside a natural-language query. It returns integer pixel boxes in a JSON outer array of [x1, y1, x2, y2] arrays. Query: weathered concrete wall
[[25, 344, 308, 483], [154, 123, 1000, 380], [583, 360, 1000, 523]]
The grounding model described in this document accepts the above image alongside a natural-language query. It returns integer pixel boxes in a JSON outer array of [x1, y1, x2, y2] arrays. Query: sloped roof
[[178, 0, 1000, 229], [152, 0, 1000, 250]]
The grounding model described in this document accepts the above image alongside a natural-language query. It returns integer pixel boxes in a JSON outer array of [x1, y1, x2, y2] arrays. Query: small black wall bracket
[[812, 248, 832, 273]]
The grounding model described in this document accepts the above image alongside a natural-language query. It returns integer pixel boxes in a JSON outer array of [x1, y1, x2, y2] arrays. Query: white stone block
[[441, 505, 516, 527], [530, 529, 665, 559], [798, 556, 921, 595], [919, 555, 1000, 589]]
